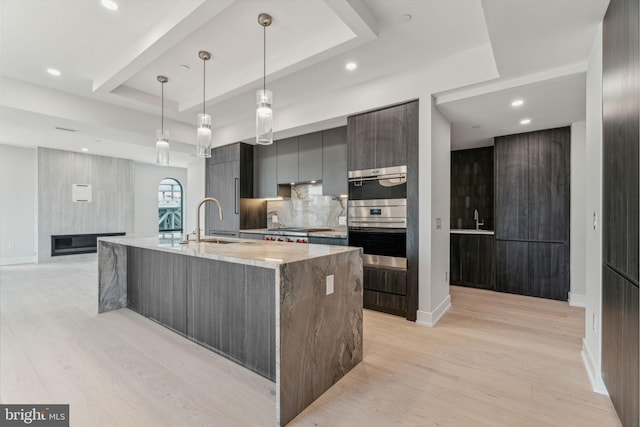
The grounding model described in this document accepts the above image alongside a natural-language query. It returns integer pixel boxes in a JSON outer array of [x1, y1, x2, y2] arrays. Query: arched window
[[158, 178, 183, 239]]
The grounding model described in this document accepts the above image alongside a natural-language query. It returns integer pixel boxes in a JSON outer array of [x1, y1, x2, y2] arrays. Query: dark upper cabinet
[[528, 128, 570, 242], [254, 143, 277, 198], [298, 132, 323, 182], [347, 112, 376, 171], [276, 137, 299, 184], [495, 133, 529, 240], [347, 101, 414, 171], [322, 126, 347, 196], [375, 105, 407, 169]]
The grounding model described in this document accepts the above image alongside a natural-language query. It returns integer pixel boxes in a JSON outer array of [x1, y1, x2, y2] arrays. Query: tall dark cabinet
[[205, 143, 265, 237], [494, 127, 570, 301], [601, 0, 640, 425], [346, 100, 419, 321]]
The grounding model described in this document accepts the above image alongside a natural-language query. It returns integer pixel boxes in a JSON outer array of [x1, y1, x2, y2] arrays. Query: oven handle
[[348, 174, 406, 182]]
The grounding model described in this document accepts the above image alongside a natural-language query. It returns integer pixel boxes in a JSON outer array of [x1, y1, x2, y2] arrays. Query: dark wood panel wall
[[601, 0, 640, 425], [450, 147, 494, 230]]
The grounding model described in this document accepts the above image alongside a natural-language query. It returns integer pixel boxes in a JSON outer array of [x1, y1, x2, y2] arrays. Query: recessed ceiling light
[[101, 0, 118, 11], [81, 148, 89, 152], [400, 14, 412, 23], [345, 62, 357, 71], [511, 99, 524, 107], [520, 118, 531, 125], [47, 68, 61, 76]]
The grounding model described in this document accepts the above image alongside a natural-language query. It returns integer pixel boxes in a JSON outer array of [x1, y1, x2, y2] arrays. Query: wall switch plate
[[272, 215, 278, 224], [326, 275, 334, 295], [338, 216, 347, 226], [436, 218, 442, 229], [592, 313, 597, 334]]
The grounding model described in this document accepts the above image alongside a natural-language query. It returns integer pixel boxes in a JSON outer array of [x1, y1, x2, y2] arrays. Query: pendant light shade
[[156, 75, 170, 165], [256, 13, 273, 145], [197, 51, 212, 158]]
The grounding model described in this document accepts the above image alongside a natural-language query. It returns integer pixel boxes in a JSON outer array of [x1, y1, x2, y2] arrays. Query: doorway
[[158, 178, 183, 243]]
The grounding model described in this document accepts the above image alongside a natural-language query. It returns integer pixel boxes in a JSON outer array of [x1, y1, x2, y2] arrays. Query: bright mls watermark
[[0, 405, 68, 426]]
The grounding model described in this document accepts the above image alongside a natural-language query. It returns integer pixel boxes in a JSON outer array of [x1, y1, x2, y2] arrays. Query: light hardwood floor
[[0, 261, 620, 426]]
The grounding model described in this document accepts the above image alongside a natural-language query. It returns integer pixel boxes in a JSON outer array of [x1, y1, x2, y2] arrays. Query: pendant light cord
[[203, 57, 206, 116], [161, 81, 164, 131], [263, 23, 266, 93]]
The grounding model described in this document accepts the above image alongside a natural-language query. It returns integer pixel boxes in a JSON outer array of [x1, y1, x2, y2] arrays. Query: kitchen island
[[98, 236, 363, 426]]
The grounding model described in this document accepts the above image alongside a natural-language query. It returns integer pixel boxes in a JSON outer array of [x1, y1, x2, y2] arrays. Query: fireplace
[[51, 232, 125, 257]]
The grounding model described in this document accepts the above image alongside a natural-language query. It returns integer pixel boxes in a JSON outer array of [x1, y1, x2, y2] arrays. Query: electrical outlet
[[326, 275, 334, 295], [445, 271, 448, 282], [436, 218, 442, 229], [272, 215, 278, 224], [592, 313, 597, 334], [8, 242, 15, 249], [338, 216, 347, 226]]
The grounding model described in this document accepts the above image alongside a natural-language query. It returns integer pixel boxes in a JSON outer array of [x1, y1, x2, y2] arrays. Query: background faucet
[[474, 209, 484, 230], [196, 197, 224, 243]]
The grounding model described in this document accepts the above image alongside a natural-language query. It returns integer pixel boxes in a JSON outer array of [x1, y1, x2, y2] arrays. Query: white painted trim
[[581, 338, 608, 395], [416, 295, 451, 327], [0, 256, 37, 266], [568, 292, 586, 307]]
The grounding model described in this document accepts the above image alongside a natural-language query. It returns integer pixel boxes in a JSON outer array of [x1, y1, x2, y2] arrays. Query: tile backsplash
[[267, 183, 347, 229]]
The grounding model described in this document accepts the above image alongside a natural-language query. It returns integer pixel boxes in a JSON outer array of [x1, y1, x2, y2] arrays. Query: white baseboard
[[0, 255, 37, 266], [581, 338, 608, 395], [416, 295, 451, 327], [568, 292, 586, 307]]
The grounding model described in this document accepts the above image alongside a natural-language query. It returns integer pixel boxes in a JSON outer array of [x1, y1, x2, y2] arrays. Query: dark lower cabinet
[[495, 240, 568, 300], [308, 236, 347, 246], [450, 234, 495, 290], [495, 240, 528, 296], [363, 266, 407, 316], [127, 247, 276, 381], [602, 266, 639, 427], [528, 242, 568, 300], [127, 247, 187, 335]]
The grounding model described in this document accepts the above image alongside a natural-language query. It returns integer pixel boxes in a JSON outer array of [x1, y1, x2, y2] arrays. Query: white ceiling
[[0, 0, 610, 167]]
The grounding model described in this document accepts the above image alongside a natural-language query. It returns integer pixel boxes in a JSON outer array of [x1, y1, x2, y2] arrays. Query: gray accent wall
[[38, 147, 134, 262]]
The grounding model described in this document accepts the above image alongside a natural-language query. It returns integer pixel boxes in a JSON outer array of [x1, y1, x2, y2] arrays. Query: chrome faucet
[[196, 197, 224, 243], [474, 209, 484, 230]]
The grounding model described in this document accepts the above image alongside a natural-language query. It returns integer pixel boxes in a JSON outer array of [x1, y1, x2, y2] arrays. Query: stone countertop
[[240, 228, 348, 238], [450, 229, 495, 235], [99, 236, 359, 269]]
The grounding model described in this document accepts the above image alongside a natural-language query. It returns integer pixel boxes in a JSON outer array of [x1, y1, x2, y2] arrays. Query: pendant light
[[156, 75, 170, 165], [196, 50, 212, 158], [256, 13, 273, 145]]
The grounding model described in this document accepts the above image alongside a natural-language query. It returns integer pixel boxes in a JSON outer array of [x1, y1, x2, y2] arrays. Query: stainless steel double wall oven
[[347, 165, 407, 270]]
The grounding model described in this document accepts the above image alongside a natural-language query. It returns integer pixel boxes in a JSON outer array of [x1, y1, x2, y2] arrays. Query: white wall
[[582, 24, 606, 394], [417, 99, 452, 326], [570, 122, 587, 306], [185, 158, 206, 235], [0, 144, 37, 265], [134, 163, 188, 237]]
